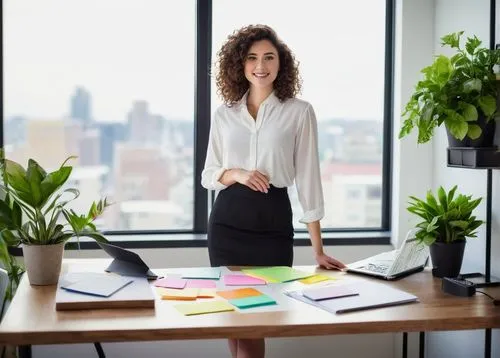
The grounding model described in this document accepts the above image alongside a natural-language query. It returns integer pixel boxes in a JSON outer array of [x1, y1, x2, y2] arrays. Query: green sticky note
[[229, 294, 277, 309], [242, 266, 314, 283]]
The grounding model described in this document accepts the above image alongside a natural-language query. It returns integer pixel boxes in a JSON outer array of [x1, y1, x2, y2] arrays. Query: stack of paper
[[284, 281, 418, 314], [301, 285, 359, 301]]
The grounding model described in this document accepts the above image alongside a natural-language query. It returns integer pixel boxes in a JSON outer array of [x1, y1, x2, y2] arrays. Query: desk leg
[[485, 328, 491, 358], [419, 332, 425, 358], [18, 345, 32, 358], [402, 332, 408, 358]]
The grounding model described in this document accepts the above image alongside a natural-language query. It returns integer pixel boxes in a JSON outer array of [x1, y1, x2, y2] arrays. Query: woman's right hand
[[230, 169, 270, 193]]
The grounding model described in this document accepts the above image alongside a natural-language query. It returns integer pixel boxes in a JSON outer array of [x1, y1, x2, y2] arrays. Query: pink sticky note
[[154, 278, 187, 289], [186, 279, 217, 289], [223, 274, 267, 286]]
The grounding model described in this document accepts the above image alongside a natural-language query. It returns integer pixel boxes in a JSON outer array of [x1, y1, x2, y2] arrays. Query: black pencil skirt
[[207, 183, 294, 267]]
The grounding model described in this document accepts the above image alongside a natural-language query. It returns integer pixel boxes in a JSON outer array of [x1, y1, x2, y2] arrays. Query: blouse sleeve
[[294, 104, 325, 224], [201, 109, 228, 191]]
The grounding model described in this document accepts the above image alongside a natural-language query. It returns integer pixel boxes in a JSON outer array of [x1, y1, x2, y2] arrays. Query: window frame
[[1, 0, 394, 250]]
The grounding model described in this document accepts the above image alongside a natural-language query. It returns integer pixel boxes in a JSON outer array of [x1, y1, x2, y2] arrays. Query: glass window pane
[[4, 0, 196, 231], [212, 0, 386, 229]]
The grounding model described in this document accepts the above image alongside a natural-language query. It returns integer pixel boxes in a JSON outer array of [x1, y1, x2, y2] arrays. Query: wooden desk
[[1, 259, 499, 352]]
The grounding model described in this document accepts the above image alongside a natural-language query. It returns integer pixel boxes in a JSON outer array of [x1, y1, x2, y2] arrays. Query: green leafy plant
[[0, 151, 111, 300], [407, 185, 483, 246], [399, 31, 500, 144]]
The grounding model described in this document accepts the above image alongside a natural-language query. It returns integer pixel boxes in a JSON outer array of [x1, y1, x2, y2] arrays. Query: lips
[[253, 73, 269, 78]]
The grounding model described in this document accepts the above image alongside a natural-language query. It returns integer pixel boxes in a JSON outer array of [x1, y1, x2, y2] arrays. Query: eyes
[[246, 55, 276, 62]]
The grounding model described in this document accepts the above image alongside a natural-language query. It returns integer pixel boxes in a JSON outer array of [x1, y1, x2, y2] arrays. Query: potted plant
[[0, 151, 110, 287], [399, 31, 500, 147], [406, 185, 483, 278]]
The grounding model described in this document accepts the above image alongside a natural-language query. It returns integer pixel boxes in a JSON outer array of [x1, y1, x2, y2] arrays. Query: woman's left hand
[[315, 252, 346, 270]]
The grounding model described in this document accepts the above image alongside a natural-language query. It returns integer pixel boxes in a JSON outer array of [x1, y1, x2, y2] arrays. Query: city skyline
[[4, 0, 387, 122]]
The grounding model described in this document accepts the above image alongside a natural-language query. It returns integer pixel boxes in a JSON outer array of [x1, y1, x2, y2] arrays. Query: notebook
[[347, 231, 429, 280], [285, 281, 418, 314], [61, 275, 133, 297]]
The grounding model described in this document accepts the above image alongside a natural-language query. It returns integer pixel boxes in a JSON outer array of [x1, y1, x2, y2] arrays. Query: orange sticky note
[[217, 288, 262, 300], [197, 288, 216, 298], [157, 287, 199, 300]]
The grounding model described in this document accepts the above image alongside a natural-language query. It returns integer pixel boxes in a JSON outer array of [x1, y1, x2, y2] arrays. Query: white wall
[[392, 0, 434, 250]]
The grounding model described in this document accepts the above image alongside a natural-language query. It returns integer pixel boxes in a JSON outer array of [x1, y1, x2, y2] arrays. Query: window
[[3, 0, 195, 231], [2, 0, 393, 239], [212, 0, 389, 229]]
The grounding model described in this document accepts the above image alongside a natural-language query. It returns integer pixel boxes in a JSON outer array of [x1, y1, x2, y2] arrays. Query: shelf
[[447, 147, 500, 169], [458, 272, 500, 288]]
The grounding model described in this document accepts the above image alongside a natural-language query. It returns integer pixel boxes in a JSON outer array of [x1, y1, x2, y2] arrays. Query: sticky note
[[154, 278, 187, 289], [175, 300, 235, 316], [186, 279, 217, 289], [242, 267, 314, 283], [217, 288, 262, 300], [223, 274, 267, 286], [229, 294, 277, 309], [299, 274, 334, 285], [197, 288, 216, 298], [157, 287, 199, 300], [181, 268, 221, 280]]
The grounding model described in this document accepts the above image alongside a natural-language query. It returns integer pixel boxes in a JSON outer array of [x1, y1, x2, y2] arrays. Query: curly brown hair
[[215, 24, 302, 106]]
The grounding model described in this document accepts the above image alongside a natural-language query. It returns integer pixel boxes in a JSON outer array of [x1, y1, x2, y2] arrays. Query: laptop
[[347, 231, 429, 280], [97, 242, 159, 280]]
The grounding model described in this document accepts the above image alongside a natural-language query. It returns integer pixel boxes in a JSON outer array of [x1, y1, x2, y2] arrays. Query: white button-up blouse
[[201, 91, 324, 224]]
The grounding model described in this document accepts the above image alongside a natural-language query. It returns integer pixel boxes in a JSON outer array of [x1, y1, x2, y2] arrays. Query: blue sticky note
[[181, 267, 221, 280], [229, 294, 277, 309]]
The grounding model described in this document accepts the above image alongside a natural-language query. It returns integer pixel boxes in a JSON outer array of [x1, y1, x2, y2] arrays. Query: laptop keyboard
[[365, 263, 389, 274]]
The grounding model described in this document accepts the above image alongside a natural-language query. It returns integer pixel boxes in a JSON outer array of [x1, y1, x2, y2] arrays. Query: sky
[[4, 0, 386, 122]]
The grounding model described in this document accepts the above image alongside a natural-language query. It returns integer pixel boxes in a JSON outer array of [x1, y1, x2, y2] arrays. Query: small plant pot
[[446, 113, 496, 148], [22, 243, 65, 285], [429, 241, 466, 278]]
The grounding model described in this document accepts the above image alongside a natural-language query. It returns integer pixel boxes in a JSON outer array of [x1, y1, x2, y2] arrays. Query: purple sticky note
[[223, 274, 267, 286], [186, 279, 217, 289], [154, 278, 187, 289]]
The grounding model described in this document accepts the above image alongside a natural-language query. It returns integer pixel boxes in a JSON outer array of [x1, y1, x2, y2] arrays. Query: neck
[[246, 87, 273, 108]]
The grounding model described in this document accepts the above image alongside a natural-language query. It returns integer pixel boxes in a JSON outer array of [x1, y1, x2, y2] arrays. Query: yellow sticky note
[[197, 288, 216, 298], [299, 274, 334, 284], [175, 300, 235, 315], [157, 287, 199, 300]]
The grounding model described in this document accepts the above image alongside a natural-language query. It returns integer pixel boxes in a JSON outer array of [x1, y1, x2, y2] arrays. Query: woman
[[201, 24, 346, 358]]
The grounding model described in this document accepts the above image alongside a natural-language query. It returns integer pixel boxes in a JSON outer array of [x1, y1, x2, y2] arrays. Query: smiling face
[[244, 39, 280, 92]]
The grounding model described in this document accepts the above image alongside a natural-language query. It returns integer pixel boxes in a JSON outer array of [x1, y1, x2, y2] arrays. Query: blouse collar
[[237, 90, 281, 108]]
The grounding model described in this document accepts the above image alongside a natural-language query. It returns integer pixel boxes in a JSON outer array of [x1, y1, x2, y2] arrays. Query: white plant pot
[[22, 243, 65, 285]]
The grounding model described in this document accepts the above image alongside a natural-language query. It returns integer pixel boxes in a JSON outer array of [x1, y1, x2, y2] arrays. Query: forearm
[[306, 220, 324, 256]]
